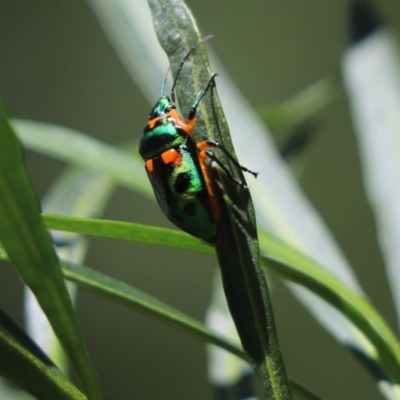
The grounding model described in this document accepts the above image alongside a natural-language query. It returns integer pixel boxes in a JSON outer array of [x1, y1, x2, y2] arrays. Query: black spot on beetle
[[184, 202, 197, 216], [174, 172, 191, 193]]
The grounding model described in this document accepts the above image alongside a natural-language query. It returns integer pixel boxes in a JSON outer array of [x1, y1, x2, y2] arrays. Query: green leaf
[[0, 315, 86, 400], [10, 2, 396, 396], [0, 105, 103, 399], [1, 239, 321, 399], [41, 214, 400, 383], [258, 230, 400, 384], [43, 213, 212, 253], [0, 307, 56, 369], [0, 244, 245, 362], [11, 118, 364, 376], [62, 260, 247, 361], [24, 167, 116, 373], [147, 1, 292, 398]]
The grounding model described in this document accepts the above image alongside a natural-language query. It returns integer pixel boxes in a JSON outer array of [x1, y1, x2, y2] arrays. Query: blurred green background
[[1, 1, 400, 399]]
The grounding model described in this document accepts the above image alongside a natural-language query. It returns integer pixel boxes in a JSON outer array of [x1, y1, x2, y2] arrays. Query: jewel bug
[[139, 36, 257, 244]]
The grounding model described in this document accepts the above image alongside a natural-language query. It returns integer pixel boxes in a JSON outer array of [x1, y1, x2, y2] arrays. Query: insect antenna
[[170, 34, 213, 103], [160, 66, 170, 97]]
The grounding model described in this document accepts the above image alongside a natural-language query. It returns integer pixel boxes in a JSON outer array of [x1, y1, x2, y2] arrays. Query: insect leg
[[199, 149, 248, 188], [203, 140, 258, 178], [187, 73, 218, 123], [200, 140, 258, 178]]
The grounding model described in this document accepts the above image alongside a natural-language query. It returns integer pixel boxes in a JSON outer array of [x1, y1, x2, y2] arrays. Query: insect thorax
[[140, 113, 189, 160], [148, 96, 173, 119]]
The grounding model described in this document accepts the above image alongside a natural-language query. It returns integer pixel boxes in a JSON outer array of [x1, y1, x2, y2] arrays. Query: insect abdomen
[[145, 144, 217, 243]]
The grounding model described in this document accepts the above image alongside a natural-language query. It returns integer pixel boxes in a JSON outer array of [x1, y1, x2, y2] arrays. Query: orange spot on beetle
[[145, 159, 154, 172], [147, 116, 162, 129], [197, 150, 219, 221], [168, 109, 193, 137], [196, 140, 212, 150], [161, 148, 182, 166], [146, 110, 194, 138]]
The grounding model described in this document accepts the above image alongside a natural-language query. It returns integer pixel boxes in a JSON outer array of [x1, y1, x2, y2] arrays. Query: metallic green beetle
[[139, 37, 256, 244]]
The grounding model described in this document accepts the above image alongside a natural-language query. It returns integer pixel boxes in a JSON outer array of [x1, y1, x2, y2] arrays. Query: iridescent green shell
[[139, 97, 217, 243]]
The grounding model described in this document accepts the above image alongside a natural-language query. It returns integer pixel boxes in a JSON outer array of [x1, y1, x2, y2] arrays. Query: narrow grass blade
[[0, 246, 245, 362], [0, 105, 103, 399], [212, 171, 292, 399], [42, 213, 212, 254], [39, 214, 400, 386], [0, 316, 86, 400], [0, 307, 85, 399], [25, 167, 115, 373], [2, 240, 322, 399], [0, 307, 56, 369], [258, 231, 400, 385], [63, 260, 247, 361]]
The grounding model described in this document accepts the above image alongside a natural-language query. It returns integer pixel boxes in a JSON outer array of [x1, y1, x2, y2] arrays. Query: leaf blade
[[0, 105, 103, 399], [0, 326, 86, 400], [41, 214, 400, 383]]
